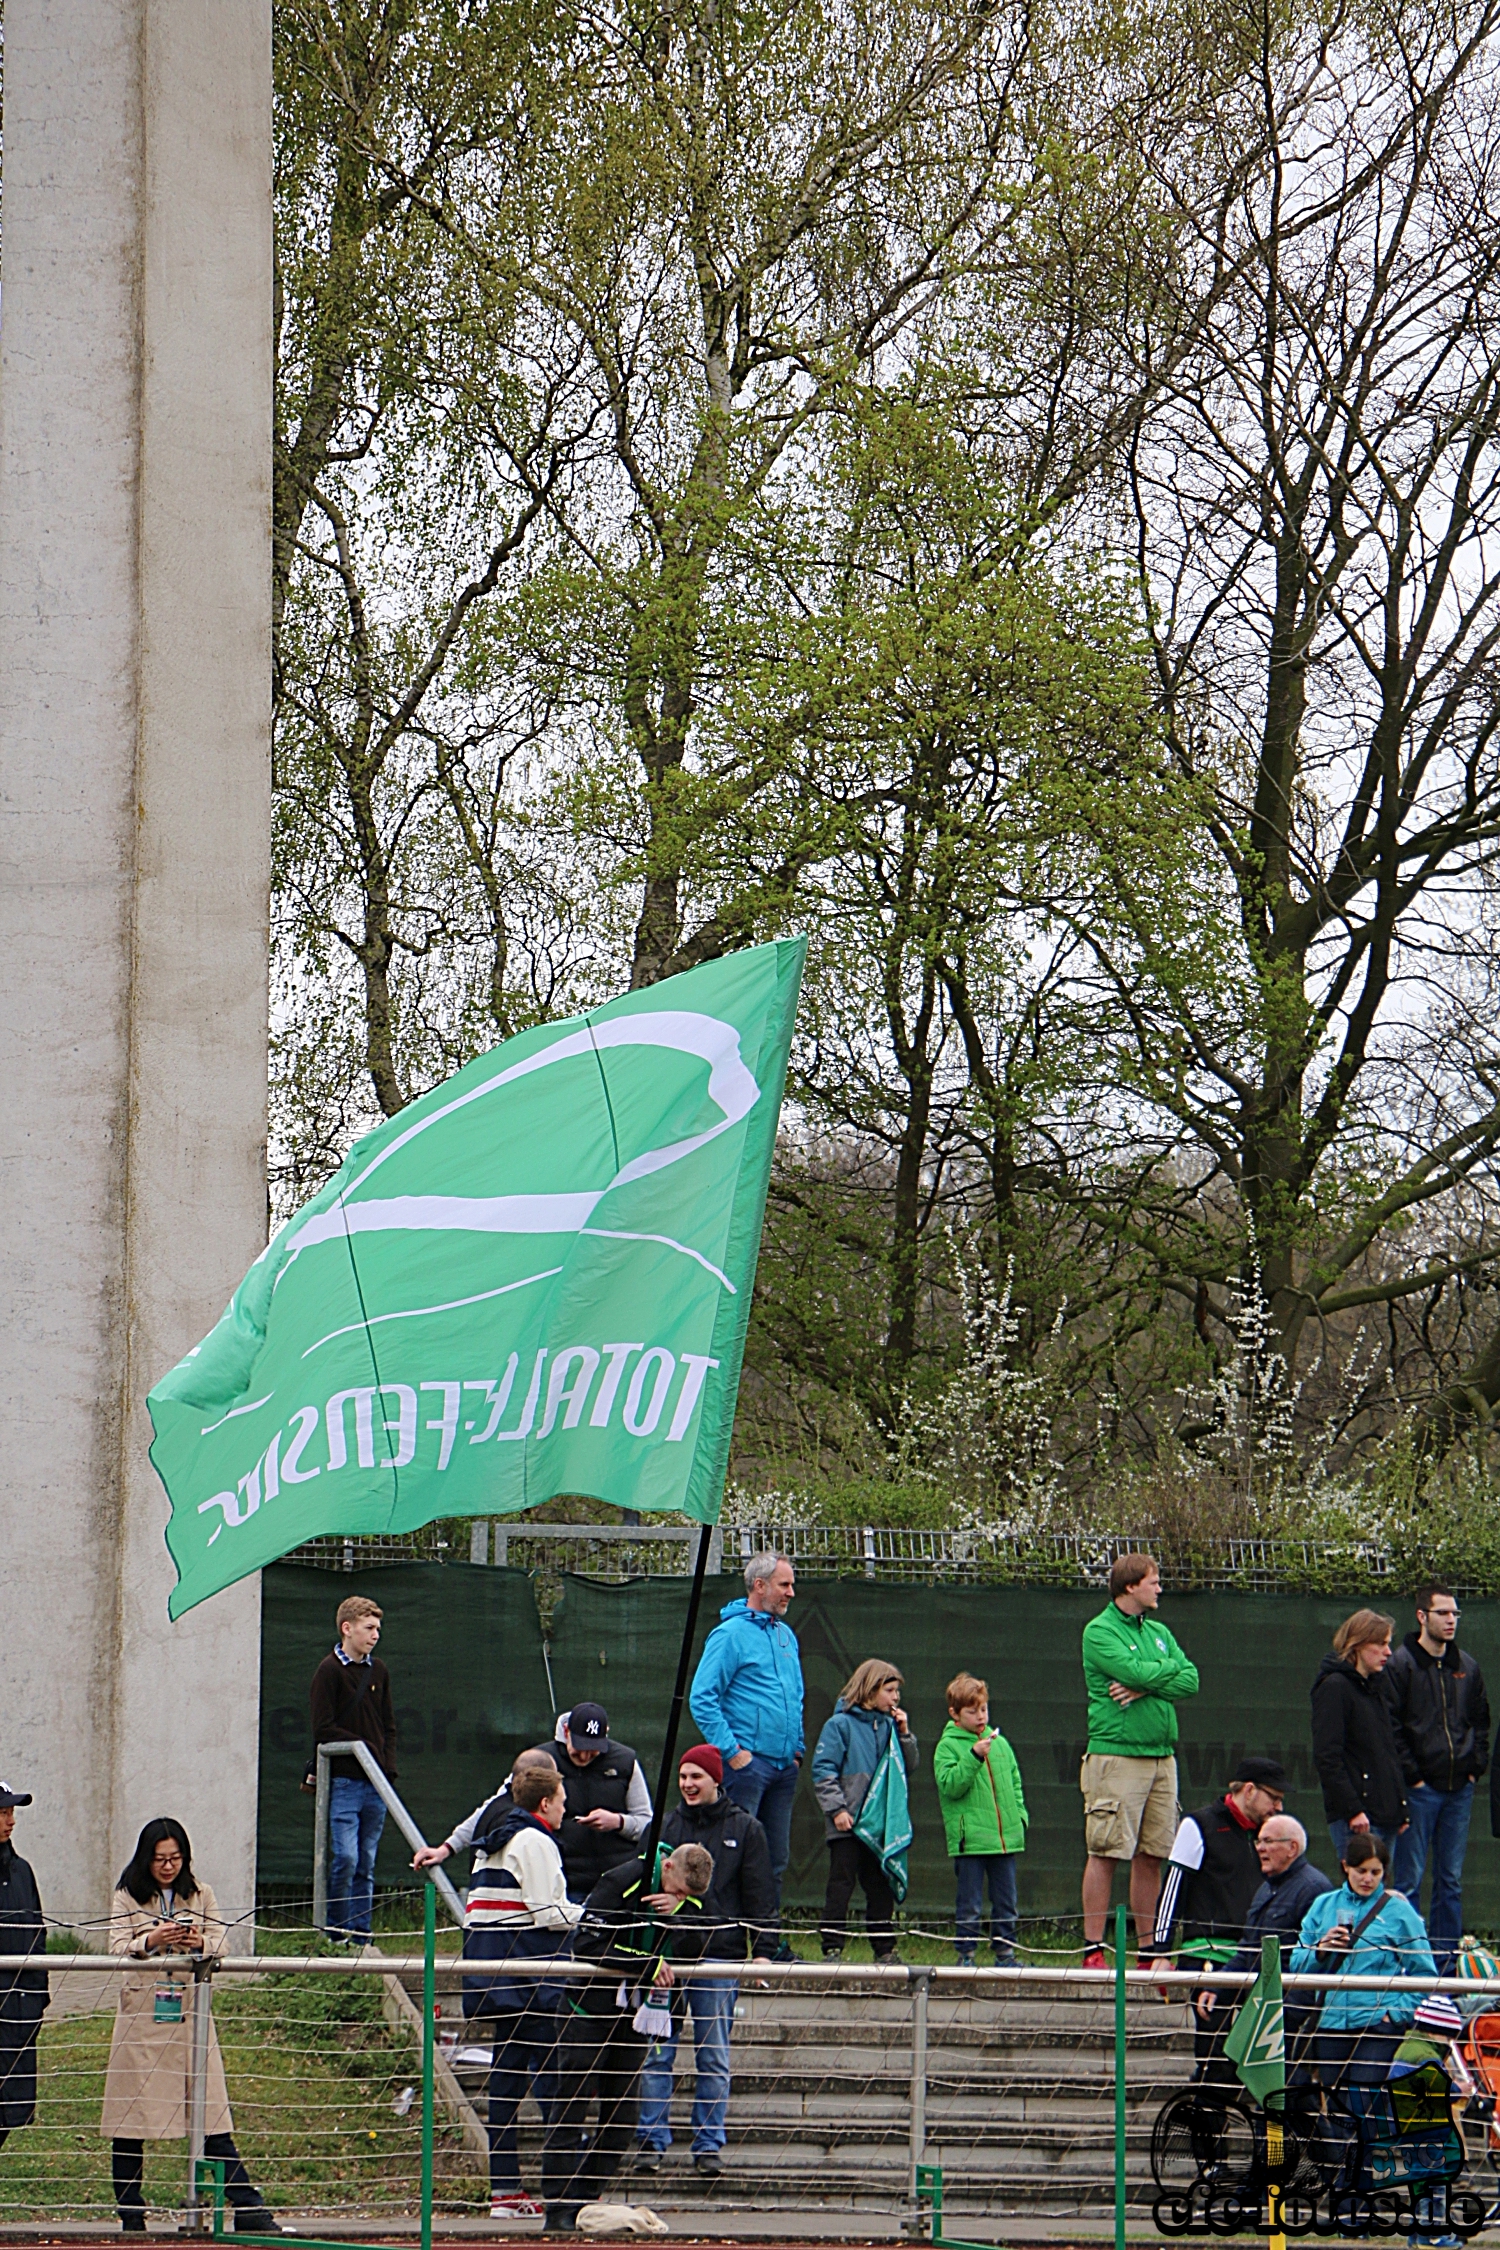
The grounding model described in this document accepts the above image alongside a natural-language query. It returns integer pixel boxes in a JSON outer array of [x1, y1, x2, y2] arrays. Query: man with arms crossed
[[1079, 1553, 1199, 1970]]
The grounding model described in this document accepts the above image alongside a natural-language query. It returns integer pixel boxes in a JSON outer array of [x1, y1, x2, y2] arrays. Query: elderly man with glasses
[[1210, 1814, 1334, 2060]]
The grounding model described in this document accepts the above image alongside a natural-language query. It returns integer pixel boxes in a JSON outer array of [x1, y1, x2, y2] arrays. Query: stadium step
[[413, 1969, 1195, 2220]]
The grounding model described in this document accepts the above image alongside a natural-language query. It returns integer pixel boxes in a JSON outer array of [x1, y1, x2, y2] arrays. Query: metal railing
[[4, 1931, 1500, 2240], [311, 1740, 464, 1934], [285, 1520, 1419, 1591]]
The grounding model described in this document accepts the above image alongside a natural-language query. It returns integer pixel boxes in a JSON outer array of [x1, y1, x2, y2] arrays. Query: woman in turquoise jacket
[[1289, 1832, 1436, 2083]]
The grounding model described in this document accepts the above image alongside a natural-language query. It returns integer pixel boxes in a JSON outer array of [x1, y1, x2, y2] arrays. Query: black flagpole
[[640, 1520, 715, 1883]]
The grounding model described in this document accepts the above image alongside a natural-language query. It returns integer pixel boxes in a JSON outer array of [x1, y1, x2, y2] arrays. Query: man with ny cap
[[524, 1704, 653, 1902], [1148, 1756, 1288, 2080], [0, 1783, 47, 2159]]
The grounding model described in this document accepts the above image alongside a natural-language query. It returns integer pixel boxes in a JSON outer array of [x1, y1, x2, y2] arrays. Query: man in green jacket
[[1079, 1553, 1199, 1969]]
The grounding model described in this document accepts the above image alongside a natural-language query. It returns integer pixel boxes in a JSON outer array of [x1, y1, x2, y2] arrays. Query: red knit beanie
[[680, 1744, 724, 1785]]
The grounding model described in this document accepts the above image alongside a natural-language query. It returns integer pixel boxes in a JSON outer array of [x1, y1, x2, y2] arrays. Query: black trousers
[[112, 2133, 261, 2220], [542, 2008, 646, 2205], [484, 1998, 559, 2194], [822, 1836, 896, 1958], [1192, 1988, 1235, 2087]]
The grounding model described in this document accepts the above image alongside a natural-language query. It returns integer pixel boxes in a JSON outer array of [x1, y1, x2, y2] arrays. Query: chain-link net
[[7, 1939, 1500, 2235]]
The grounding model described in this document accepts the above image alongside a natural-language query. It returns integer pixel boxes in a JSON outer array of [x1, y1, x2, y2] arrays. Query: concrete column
[[0, 1, 272, 1938]]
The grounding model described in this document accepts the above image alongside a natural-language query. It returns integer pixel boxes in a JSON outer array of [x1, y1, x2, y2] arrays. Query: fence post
[[185, 1958, 212, 2231], [313, 1744, 331, 1933], [1114, 1901, 1127, 2250], [908, 1965, 932, 2217], [421, 1873, 436, 2250]]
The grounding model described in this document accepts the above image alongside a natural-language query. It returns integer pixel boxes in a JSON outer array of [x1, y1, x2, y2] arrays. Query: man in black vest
[[528, 1703, 653, 1901], [0, 1783, 47, 2160], [1148, 1756, 1287, 2079]]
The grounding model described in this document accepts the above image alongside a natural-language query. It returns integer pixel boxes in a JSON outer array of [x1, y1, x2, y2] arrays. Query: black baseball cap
[[0, 1782, 34, 1808], [1231, 1757, 1287, 1790], [567, 1703, 609, 1742]]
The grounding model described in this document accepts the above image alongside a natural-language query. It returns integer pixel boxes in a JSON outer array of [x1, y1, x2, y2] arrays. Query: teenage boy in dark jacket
[[1388, 1584, 1490, 1972], [635, 1746, 774, 2177], [542, 1845, 714, 2229], [309, 1596, 397, 1940], [1310, 1610, 1408, 1861]]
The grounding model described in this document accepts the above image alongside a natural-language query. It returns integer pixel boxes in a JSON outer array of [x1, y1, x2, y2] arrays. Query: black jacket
[[659, 1794, 775, 1960], [0, 1842, 47, 2134], [1387, 1633, 1490, 1792], [1310, 1651, 1408, 1828], [572, 1855, 714, 2019], [1152, 1796, 1265, 1958], [1228, 1854, 1335, 1973], [526, 1737, 645, 1895], [309, 1651, 398, 1779]]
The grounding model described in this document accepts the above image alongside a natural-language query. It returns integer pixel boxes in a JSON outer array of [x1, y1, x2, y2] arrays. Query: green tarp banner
[[152, 941, 805, 1617], [258, 1569, 1500, 1924]]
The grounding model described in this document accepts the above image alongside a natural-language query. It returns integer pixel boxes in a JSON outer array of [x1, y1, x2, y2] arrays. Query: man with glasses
[[1388, 1583, 1490, 1971]]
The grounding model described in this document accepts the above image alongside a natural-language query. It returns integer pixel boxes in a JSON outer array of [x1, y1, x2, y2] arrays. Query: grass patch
[[0, 1971, 483, 2225]]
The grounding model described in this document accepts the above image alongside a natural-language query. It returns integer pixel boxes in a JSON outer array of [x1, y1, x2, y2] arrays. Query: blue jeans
[[637, 1978, 737, 2153], [954, 1854, 1018, 1963], [1395, 1781, 1475, 1972], [724, 1754, 799, 1906], [1328, 1818, 1401, 1870], [328, 1773, 386, 1936], [483, 1998, 559, 2192]]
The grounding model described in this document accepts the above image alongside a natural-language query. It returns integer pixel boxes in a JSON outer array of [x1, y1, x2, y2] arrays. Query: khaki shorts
[[1080, 1753, 1178, 1861]]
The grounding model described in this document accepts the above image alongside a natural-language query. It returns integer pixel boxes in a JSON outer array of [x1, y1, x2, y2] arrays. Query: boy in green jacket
[[1079, 1552, 1199, 1969], [934, 1672, 1027, 1965]]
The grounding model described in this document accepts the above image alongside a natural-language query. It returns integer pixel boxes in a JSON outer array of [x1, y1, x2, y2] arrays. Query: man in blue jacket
[[690, 1552, 805, 1910]]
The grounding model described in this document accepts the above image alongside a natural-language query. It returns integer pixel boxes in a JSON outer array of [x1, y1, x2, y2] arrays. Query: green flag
[[150, 940, 806, 1617], [1224, 1934, 1287, 2106]]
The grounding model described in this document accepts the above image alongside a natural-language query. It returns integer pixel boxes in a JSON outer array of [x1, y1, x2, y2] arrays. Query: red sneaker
[[1081, 1945, 1108, 1971]]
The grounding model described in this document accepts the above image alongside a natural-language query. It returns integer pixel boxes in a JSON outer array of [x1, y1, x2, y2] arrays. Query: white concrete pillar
[[0, 1, 272, 1938]]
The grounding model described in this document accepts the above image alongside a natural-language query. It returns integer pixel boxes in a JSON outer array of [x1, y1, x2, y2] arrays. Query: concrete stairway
[[427, 1972, 1196, 2229]]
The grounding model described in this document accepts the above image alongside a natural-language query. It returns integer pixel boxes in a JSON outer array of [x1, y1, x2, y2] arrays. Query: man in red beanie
[[632, 1746, 775, 2178]]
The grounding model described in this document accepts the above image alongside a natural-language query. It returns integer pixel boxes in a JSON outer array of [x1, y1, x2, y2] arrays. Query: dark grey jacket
[[811, 1701, 919, 1842], [1228, 1853, 1335, 1973]]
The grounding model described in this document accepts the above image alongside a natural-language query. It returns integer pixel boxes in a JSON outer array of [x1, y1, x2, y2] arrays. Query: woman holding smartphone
[[101, 1819, 279, 2234], [1289, 1831, 1436, 2086]]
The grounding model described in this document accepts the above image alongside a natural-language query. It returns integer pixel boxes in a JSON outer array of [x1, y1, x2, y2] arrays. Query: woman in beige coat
[[102, 1819, 278, 2234]]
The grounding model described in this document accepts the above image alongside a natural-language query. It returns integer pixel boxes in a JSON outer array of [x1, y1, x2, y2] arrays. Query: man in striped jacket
[[457, 1763, 582, 2218]]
